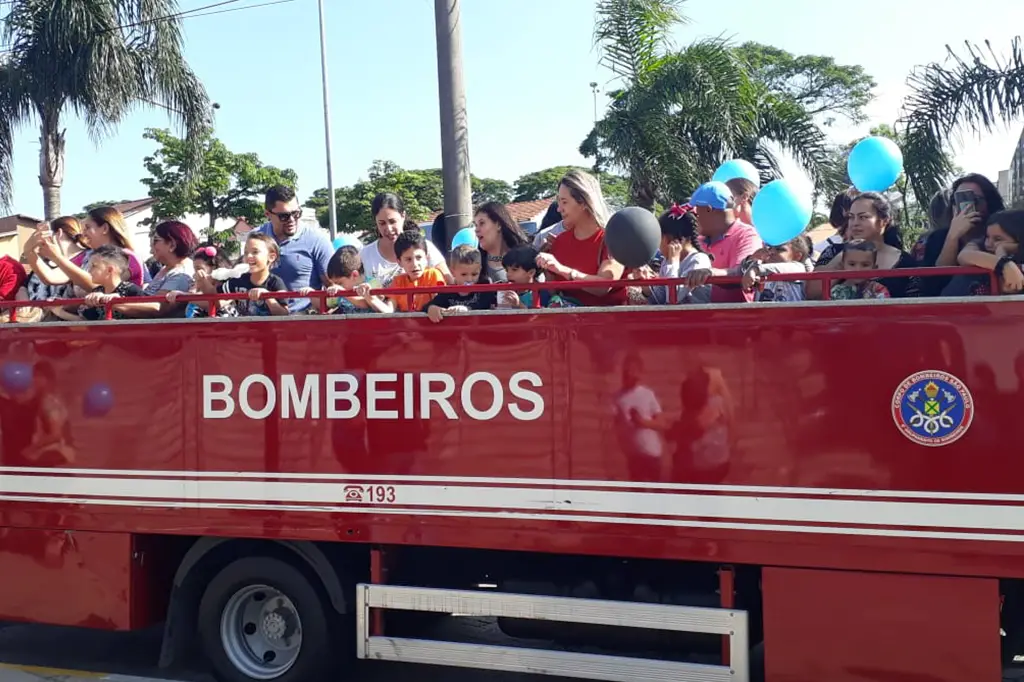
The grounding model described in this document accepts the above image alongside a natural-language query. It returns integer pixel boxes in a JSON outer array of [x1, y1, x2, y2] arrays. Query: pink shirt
[[72, 248, 145, 286], [702, 220, 762, 303]]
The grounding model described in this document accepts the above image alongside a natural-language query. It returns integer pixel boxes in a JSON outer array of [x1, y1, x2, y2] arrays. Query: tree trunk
[[38, 110, 66, 221]]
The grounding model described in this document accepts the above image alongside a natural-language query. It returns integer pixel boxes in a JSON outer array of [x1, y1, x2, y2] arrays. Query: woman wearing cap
[[534, 169, 627, 306]]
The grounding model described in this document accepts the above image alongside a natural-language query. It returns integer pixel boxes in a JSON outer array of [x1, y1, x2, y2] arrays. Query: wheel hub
[[221, 584, 303, 680], [262, 610, 288, 641]]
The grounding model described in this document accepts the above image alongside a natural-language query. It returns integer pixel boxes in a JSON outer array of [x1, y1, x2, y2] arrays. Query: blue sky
[[6, 0, 1024, 218]]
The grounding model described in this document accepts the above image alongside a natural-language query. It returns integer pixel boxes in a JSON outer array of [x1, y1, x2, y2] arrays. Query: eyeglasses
[[271, 210, 302, 223]]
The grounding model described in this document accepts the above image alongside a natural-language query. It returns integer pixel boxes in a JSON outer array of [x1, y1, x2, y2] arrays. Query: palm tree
[[581, 0, 828, 208], [0, 0, 211, 218], [900, 38, 1024, 206]]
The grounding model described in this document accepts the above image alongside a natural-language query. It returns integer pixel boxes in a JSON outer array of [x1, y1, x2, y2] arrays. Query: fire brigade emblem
[[892, 370, 973, 447]]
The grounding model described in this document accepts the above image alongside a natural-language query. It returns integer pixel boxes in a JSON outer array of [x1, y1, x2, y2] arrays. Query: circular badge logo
[[891, 370, 974, 447]]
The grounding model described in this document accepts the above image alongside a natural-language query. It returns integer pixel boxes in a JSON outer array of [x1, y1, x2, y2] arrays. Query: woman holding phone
[[920, 174, 1004, 271]]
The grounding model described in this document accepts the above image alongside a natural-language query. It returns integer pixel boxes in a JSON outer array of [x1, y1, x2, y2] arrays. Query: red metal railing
[[0, 266, 996, 321]]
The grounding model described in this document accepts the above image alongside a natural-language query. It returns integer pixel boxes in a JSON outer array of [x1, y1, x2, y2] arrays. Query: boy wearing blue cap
[[684, 181, 763, 302]]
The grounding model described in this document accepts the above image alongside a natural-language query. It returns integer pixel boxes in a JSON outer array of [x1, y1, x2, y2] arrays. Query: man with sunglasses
[[252, 185, 333, 312]]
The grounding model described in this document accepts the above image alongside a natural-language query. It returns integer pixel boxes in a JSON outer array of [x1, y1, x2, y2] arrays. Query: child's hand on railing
[[352, 283, 371, 299], [165, 290, 181, 304], [84, 292, 116, 307], [247, 288, 268, 302], [741, 267, 761, 292]]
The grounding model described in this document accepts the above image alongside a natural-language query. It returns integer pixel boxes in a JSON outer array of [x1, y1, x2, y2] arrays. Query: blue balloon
[[1, 362, 32, 394], [333, 233, 362, 251], [83, 383, 114, 418], [451, 227, 479, 249], [712, 159, 761, 187], [751, 179, 813, 246], [848, 136, 904, 192]]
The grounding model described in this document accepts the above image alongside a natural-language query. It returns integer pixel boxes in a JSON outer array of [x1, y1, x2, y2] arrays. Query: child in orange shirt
[[390, 230, 446, 312]]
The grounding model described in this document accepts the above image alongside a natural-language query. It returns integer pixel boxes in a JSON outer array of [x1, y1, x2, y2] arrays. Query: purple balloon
[[83, 383, 114, 417], [1, 362, 33, 394]]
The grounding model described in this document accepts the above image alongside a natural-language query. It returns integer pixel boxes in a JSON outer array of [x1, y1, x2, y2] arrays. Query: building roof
[[110, 198, 156, 216], [0, 214, 42, 235], [426, 197, 555, 225], [506, 198, 554, 223]]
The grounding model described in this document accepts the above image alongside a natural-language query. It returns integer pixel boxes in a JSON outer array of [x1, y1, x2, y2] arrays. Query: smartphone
[[954, 190, 976, 214]]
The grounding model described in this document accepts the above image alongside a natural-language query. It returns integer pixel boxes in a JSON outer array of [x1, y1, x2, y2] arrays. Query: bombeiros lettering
[[202, 372, 545, 421]]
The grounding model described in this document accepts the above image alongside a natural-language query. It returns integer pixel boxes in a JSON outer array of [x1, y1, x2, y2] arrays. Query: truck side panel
[[762, 567, 1001, 682], [0, 304, 1023, 578], [0, 528, 133, 629]]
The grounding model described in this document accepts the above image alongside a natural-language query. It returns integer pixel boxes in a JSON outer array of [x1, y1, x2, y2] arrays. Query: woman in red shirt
[[535, 170, 627, 306]]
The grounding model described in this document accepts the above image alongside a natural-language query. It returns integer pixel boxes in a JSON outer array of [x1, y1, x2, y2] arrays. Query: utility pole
[[434, 0, 472, 249], [590, 82, 599, 125], [317, 0, 338, 241]]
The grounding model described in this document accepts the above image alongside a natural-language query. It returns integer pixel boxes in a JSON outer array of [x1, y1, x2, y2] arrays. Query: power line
[[0, 0, 295, 54]]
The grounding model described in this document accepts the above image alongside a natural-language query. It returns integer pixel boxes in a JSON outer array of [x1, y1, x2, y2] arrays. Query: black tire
[[198, 556, 337, 682], [749, 641, 765, 682]]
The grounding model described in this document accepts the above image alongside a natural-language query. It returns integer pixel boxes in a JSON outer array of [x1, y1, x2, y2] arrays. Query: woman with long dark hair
[[359, 193, 451, 286], [808, 192, 921, 299], [944, 209, 1024, 296], [473, 202, 529, 282]]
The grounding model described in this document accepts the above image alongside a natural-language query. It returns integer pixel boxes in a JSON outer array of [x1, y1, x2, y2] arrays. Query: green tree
[[140, 128, 297, 244], [472, 177, 514, 205], [512, 165, 630, 207], [308, 162, 532, 239], [900, 39, 1024, 206], [581, 0, 829, 209], [734, 42, 876, 126], [0, 0, 211, 218]]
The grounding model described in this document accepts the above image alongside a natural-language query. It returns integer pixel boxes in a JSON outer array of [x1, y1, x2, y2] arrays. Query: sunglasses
[[271, 210, 302, 223]]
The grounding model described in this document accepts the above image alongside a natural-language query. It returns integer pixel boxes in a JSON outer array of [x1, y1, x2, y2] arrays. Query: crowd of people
[[0, 168, 1019, 323]]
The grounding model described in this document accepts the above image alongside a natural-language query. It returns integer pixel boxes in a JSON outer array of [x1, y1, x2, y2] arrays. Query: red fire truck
[[0, 270, 1015, 682]]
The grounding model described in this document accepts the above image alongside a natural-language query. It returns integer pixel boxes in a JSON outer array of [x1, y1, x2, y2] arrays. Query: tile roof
[[426, 197, 555, 224], [0, 214, 42, 235], [111, 198, 156, 216], [506, 198, 554, 223]]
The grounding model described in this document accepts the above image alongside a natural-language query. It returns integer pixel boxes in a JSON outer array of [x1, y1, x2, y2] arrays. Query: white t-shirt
[[360, 239, 446, 287], [532, 221, 565, 249], [613, 385, 663, 458]]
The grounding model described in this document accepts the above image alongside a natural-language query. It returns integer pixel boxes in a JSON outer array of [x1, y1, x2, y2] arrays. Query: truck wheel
[[198, 556, 336, 682]]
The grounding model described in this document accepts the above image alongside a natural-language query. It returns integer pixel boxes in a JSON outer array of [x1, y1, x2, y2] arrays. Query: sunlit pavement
[[0, 619, 555, 682], [0, 664, 174, 682]]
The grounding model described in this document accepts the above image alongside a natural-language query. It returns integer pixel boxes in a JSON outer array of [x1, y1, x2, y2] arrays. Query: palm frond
[[900, 38, 1024, 202], [0, 0, 212, 210], [593, 0, 687, 84], [752, 92, 829, 189], [0, 61, 18, 210]]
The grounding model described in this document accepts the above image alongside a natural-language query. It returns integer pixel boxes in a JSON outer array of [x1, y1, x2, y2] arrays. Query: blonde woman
[[535, 170, 628, 306], [36, 206, 146, 292]]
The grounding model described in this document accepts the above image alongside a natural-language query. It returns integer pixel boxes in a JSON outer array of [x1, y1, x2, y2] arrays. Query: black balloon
[[605, 207, 660, 269]]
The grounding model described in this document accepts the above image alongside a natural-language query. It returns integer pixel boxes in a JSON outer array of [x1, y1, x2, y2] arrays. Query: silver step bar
[[356, 584, 749, 682]]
